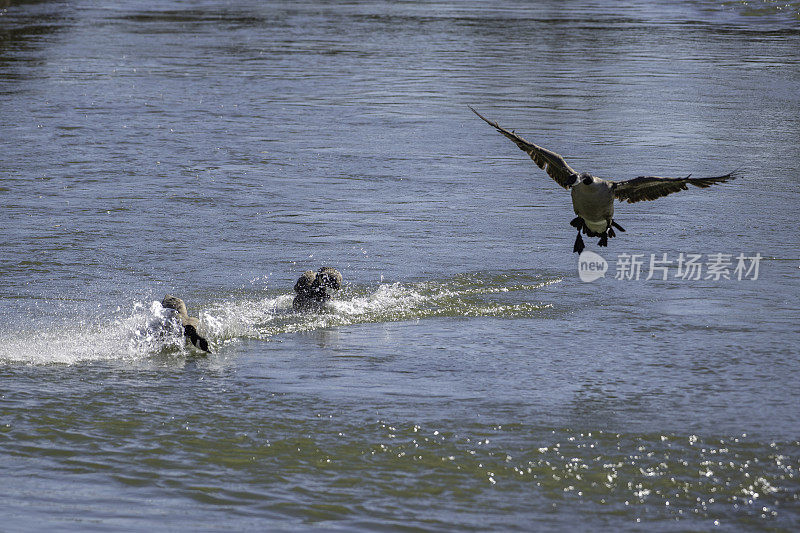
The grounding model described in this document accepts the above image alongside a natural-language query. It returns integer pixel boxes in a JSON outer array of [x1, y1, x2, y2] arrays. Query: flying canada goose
[[293, 267, 343, 311], [469, 107, 737, 253], [161, 295, 211, 352]]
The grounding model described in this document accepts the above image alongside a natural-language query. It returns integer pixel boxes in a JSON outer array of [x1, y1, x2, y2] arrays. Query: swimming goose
[[161, 295, 211, 352], [469, 107, 737, 253], [293, 267, 343, 311]]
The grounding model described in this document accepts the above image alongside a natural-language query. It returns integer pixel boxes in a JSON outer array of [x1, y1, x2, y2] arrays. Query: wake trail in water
[[0, 272, 562, 365]]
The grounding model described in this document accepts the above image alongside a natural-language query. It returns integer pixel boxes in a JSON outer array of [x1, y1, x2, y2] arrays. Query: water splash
[[202, 272, 561, 341], [0, 272, 562, 365], [0, 299, 189, 365]]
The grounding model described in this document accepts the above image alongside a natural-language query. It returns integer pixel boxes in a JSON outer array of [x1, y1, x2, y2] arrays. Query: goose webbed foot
[[570, 216, 582, 229], [611, 220, 625, 232], [598, 233, 608, 247], [573, 232, 585, 254], [608, 227, 616, 238]]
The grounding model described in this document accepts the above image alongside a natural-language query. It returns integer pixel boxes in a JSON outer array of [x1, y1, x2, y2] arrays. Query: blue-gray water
[[1, 0, 799, 530]]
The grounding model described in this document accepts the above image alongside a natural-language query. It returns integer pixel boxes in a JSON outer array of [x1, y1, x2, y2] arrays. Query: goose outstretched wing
[[470, 106, 578, 189], [612, 172, 737, 203]]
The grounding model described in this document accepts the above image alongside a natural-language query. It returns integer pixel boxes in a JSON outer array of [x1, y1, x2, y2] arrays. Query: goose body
[[571, 177, 615, 235], [161, 295, 211, 352]]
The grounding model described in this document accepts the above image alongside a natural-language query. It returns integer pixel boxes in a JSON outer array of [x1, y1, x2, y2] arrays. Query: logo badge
[[578, 251, 608, 282]]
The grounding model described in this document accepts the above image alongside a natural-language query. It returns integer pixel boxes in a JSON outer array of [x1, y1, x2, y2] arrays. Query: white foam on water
[[0, 274, 562, 366], [330, 282, 430, 320], [200, 294, 294, 339], [0, 300, 189, 365]]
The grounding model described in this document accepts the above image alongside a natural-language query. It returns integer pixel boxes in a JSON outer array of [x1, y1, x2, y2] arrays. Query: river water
[[1, 0, 799, 530]]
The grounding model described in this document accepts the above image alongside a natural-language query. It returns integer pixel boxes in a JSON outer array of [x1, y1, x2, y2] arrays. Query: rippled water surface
[[1, 0, 799, 530]]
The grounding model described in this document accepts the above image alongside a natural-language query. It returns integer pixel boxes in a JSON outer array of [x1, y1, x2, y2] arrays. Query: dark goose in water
[[293, 267, 343, 311]]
